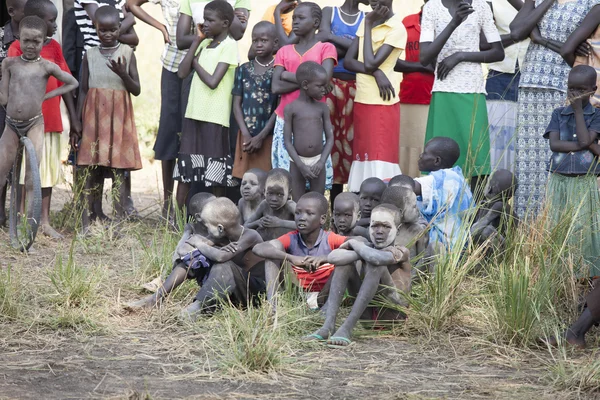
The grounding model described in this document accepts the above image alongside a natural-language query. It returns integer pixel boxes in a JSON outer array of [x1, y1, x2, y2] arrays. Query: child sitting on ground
[[245, 168, 296, 241], [253, 192, 349, 313], [232, 22, 279, 179], [356, 177, 386, 228], [0, 16, 78, 234], [414, 137, 474, 251], [238, 168, 267, 223], [77, 6, 142, 231], [284, 61, 334, 200], [388, 174, 417, 190], [332, 192, 364, 237], [306, 204, 411, 346], [543, 65, 600, 278], [9, 0, 81, 239]]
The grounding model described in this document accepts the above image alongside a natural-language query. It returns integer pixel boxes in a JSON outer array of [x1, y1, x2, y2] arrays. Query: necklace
[[99, 42, 120, 50], [255, 57, 274, 68], [99, 43, 121, 60], [20, 55, 41, 63], [338, 7, 361, 17]]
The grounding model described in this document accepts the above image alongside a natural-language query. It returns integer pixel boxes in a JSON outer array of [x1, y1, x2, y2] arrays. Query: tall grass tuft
[[0, 266, 25, 320], [548, 351, 600, 393]]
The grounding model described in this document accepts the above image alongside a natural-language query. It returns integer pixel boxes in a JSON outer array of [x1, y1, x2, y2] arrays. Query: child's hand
[[234, 10, 248, 24], [177, 242, 195, 258], [262, 215, 282, 228], [276, 0, 298, 14], [366, 4, 390, 24], [373, 70, 395, 101], [222, 242, 239, 253], [107, 56, 128, 78], [246, 134, 265, 153], [299, 163, 318, 180], [437, 53, 463, 80], [241, 130, 253, 152], [159, 24, 171, 44], [310, 160, 324, 177], [450, 1, 474, 26], [197, 24, 206, 40]]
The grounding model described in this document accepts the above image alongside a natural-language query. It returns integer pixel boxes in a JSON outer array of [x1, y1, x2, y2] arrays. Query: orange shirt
[[262, 5, 294, 36]]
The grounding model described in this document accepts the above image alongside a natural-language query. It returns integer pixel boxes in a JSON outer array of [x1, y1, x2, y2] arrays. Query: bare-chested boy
[[283, 61, 334, 201], [332, 192, 368, 239], [307, 204, 411, 346], [238, 168, 267, 223], [253, 192, 350, 313], [0, 16, 78, 229], [245, 168, 296, 241], [356, 177, 386, 228], [388, 174, 417, 190]]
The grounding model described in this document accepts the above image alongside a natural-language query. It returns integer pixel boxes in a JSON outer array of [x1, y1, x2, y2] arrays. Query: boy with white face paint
[[305, 204, 411, 347]]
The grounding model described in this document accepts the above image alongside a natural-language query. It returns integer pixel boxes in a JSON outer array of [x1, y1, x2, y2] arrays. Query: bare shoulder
[[285, 200, 296, 213], [243, 228, 264, 245]]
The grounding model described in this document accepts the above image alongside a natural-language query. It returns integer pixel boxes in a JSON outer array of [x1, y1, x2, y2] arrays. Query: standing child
[[419, 0, 504, 191], [173, 0, 239, 206], [318, 0, 367, 206], [544, 65, 600, 278], [9, 0, 81, 239], [76, 5, 142, 230], [271, 2, 337, 190], [344, 0, 406, 192], [284, 61, 334, 200], [232, 21, 279, 179], [0, 0, 26, 227]]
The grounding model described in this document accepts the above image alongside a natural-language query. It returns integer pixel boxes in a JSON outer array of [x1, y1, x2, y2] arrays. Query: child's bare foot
[[179, 301, 202, 322], [303, 327, 332, 342], [566, 330, 587, 349], [41, 224, 64, 239], [141, 277, 162, 293], [124, 295, 161, 311]]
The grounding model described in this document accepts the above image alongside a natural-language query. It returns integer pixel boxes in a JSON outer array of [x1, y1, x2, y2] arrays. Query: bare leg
[[161, 159, 175, 218], [125, 264, 189, 310], [180, 262, 237, 320], [91, 171, 108, 221], [0, 127, 19, 227], [175, 181, 191, 211], [264, 259, 281, 314], [41, 187, 63, 239], [0, 185, 6, 227], [306, 264, 360, 341], [328, 264, 387, 346], [289, 162, 306, 202], [308, 169, 326, 196]]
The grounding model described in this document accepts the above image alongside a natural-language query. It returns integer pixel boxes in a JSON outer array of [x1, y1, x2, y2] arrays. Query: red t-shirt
[[399, 13, 434, 105], [8, 39, 71, 133]]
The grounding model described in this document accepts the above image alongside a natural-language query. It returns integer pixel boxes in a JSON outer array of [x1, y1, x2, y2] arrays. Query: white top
[[420, 0, 501, 94], [487, 0, 529, 73]]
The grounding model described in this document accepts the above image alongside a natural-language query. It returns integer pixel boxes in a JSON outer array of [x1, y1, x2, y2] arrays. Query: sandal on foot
[[303, 333, 326, 342], [327, 336, 353, 349]]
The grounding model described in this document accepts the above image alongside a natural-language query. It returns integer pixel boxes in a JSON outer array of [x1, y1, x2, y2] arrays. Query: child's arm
[[233, 94, 253, 147], [176, 14, 197, 50], [272, 65, 299, 94], [192, 57, 230, 90], [63, 92, 82, 150], [177, 35, 203, 79], [316, 7, 353, 57], [76, 54, 90, 140], [362, 7, 399, 73], [548, 105, 597, 153], [247, 112, 277, 153], [344, 38, 396, 101], [119, 25, 140, 47], [273, 0, 298, 46], [310, 103, 334, 177], [328, 249, 361, 266], [346, 239, 410, 266], [394, 59, 434, 74], [244, 202, 266, 229], [107, 53, 141, 96], [187, 230, 262, 263], [283, 105, 317, 180], [127, 0, 170, 44], [43, 62, 79, 101], [0, 60, 9, 106], [560, 6, 600, 66], [253, 239, 307, 266], [509, 0, 556, 42], [230, 8, 250, 41]]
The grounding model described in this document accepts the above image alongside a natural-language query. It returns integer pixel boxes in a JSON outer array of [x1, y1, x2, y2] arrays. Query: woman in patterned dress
[[509, 0, 600, 218]]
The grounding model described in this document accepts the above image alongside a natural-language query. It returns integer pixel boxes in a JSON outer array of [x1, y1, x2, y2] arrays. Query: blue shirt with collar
[[544, 103, 600, 175]]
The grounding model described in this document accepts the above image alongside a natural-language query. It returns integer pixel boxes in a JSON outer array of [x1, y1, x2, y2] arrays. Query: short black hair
[[569, 64, 597, 87], [94, 5, 120, 23], [19, 15, 47, 36], [296, 2, 322, 23], [334, 192, 360, 214], [372, 203, 401, 226], [426, 137, 460, 168], [266, 168, 292, 189], [24, 0, 55, 19], [360, 177, 386, 195], [244, 168, 267, 188], [205, 0, 234, 25], [253, 20, 276, 36], [298, 191, 329, 215], [381, 186, 417, 212], [189, 192, 216, 216], [388, 174, 415, 190], [296, 61, 326, 85]]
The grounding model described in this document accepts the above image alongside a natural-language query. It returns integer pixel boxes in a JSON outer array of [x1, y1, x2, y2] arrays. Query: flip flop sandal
[[326, 336, 353, 349], [303, 333, 326, 342]]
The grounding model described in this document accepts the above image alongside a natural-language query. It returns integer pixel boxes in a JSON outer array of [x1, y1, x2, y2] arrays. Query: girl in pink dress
[[271, 2, 338, 188]]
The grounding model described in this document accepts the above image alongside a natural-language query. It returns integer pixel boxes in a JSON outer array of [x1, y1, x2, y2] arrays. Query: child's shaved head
[[569, 65, 598, 87], [253, 20, 276, 36], [24, 0, 54, 18], [299, 191, 329, 215], [19, 15, 47, 36], [296, 61, 327, 85], [360, 177, 386, 195], [188, 192, 216, 217], [334, 192, 360, 214], [202, 197, 241, 228], [420, 137, 460, 170], [266, 168, 292, 190], [94, 4, 120, 23], [388, 174, 415, 190]]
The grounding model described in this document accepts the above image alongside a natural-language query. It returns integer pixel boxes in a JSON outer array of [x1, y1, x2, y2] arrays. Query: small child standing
[[271, 2, 337, 189], [231, 21, 279, 179], [284, 61, 334, 200], [415, 137, 474, 251], [544, 65, 600, 278], [9, 0, 81, 239], [173, 0, 239, 205], [76, 6, 142, 230]]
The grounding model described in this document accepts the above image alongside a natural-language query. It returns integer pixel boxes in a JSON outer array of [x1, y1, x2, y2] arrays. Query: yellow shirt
[[262, 5, 294, 36], [355, 13, 406, 105]]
